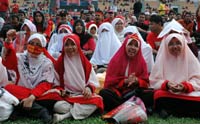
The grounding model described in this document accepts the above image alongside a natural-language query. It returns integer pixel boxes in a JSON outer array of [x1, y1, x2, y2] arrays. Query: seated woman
[[150, 33, 200, 118], [90, 22, 121, 70], [111, 16, 126, 42], [13, 19, 37, 53], [50, 33, 103, 123], [48, 23, 72, 59], [2, 32, 58, 124], [124, 26, 154, 73], [87, 23, 98, 43], [73, 19, 96, 60], [99, 33, 149, 111]]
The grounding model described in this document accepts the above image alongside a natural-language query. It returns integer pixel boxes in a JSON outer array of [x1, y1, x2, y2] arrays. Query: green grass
[[1, 114, 200, 124]]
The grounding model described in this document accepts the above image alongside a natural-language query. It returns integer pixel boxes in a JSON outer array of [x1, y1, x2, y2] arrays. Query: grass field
[[1, 114, 200, 124]]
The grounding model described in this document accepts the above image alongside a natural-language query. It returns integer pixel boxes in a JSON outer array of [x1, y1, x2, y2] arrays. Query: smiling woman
[[150, 33, 200, 118], [99, 33, 149, 111]]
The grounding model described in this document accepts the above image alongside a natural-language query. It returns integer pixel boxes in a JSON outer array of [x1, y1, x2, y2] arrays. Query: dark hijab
[[73, 19, 92, 49]]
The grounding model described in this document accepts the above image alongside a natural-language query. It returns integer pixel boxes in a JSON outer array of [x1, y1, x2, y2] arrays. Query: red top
[[104, 34, 149, 96], [146, 32, 163, 50], [11, 3, 19, 13], [82, 37, 96, 51], [0, 0, 9, 12], [178, 19, 194, 35]]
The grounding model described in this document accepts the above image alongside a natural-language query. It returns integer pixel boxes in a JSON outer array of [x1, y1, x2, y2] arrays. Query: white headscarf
[[63, 38, 99, 94], [150, 33, 200, 96], [17, 33, 57, 89], [87, 24, 98, 36], [111, 17, 125, 42], [124, 26, 154, 72], [21, 19, 37, 32], [158, 19, 193, 43], [48, 24, 72, 58], [28, 33, 47, 47], [90, 22, 121, 65]]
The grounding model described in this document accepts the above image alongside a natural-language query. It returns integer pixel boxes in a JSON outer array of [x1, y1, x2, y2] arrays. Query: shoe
[[53, 113, 71, 124]]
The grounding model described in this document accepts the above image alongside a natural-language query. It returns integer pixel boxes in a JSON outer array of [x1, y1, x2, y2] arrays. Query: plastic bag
[[102, 96, 147, 124]]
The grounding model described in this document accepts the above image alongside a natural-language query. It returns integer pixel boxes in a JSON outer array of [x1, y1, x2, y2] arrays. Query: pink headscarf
[[150, 33, 200, 91]]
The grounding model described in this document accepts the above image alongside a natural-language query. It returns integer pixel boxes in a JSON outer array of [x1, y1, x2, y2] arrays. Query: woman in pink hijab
[[150, 33, 200, 118]]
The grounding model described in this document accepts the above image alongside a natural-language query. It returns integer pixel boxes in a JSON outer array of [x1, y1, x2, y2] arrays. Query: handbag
[[0, 88, 19, 121], [102, 96, 147, 124]]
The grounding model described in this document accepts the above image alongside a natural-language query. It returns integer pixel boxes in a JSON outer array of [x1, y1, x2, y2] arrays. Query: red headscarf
[[55, 33, 92, 88], [104, 33, 149, 88]]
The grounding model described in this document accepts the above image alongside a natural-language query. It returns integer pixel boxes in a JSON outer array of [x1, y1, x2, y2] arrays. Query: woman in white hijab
[[48, 24, 72, 59], [158, 19, 198, 57], [150, 33, 200, 118], [13, 19, 37, 53], [2, 32, 59, 124], [111, 16, 126, 42], [124, 26, 154, 73], [87, 23, 98, 43], [90, 22, 121, 68]]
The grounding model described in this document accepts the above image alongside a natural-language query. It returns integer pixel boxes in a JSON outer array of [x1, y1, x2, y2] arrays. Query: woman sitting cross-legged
[[99, 33, 149, 111], [150, 33, 200, 118], [2, 32, 58, 124], [44, 33, 103, 123]]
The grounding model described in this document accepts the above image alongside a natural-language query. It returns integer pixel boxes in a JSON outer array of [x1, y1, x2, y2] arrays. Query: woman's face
[[126, 39, 139, 59], [75, 22, 83, 34], [64, 38, 78, 57], [90, 27, 96, 35], [22, 25, 30, 32], [28, 38, 42, 58], [115, 20, 124, 33], [35, 13, 43, 23], [168, 37, 182, 57]]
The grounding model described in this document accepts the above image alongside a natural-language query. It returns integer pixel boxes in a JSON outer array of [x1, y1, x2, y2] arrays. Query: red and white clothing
[[150, 33, 200, 102], [124, 26, 154, 73], [104, 34, 149, 95], [48, 24, 72, 59], [3, 33, 58, 100], [52, 34, 103, 119]]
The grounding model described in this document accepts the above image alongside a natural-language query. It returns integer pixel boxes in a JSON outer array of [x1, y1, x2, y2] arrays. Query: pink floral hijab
[[150, 33, 200, 91]]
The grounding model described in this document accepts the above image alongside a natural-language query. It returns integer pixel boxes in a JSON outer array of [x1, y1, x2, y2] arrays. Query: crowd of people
[[0, 0, 200, 124]]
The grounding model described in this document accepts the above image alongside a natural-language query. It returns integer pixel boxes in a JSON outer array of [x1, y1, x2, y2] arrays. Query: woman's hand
[[125, 73, 138, 88], [82, 87, 92, 98], [6, 29, 16, 43], [21, 95, 36, 109]]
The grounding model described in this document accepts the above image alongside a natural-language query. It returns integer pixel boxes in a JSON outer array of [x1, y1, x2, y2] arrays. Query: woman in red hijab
[[99, 33, 149, 111], [45, 33, 103, 123]]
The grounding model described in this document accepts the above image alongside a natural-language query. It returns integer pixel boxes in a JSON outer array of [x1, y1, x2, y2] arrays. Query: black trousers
[[11, 100, 57, 124], [155, 97, 200, 117], [99, 89, 124, 112], [99, 88, 154, 112]]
